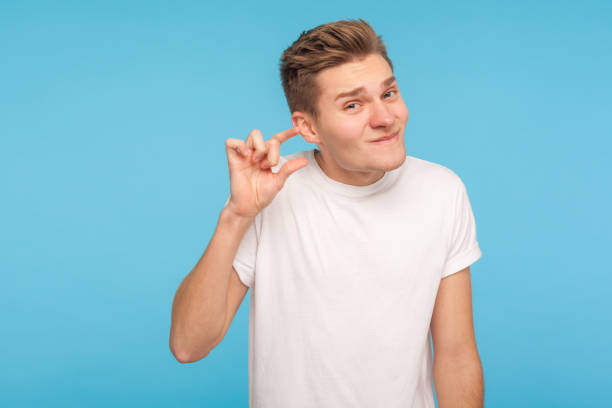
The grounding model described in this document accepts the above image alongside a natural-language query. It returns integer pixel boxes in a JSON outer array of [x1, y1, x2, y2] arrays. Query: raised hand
[[224, 128, 308, 219]]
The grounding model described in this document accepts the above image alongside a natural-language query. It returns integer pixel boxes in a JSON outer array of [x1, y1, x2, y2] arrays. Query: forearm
[[433, 352, 484, 408], [169, 208, 254, 361]]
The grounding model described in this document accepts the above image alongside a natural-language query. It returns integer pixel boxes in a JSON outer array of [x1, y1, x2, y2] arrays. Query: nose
[[369, 100, 394, 128]]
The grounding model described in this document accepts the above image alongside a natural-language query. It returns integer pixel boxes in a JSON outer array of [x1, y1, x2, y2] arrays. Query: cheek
[[328, 114, 364, 143], [398, 101, 409, 123]]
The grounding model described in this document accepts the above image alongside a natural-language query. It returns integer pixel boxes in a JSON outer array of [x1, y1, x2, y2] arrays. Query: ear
[[291, 111, 323, 145]]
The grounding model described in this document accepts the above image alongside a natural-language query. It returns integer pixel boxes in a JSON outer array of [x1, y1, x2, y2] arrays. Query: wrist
[[219, 206, 256, 229]]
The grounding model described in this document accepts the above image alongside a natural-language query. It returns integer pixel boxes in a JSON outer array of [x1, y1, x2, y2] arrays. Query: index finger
[[270, 127, 300, 144]]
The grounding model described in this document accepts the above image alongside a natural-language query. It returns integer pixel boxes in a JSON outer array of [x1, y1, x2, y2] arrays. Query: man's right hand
[[224, 127, 308, 219]]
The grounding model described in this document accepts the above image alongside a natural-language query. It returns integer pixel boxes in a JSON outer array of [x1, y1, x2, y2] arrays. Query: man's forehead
[[315, 55, 395, 100], [332, 76, 397, 100]]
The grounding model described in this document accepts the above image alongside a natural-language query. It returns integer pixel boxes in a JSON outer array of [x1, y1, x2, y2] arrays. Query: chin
[[377, 145, 407, 171]]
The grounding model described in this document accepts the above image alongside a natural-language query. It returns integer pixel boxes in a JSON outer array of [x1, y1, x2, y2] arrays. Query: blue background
[[2, 1, 610, 406]]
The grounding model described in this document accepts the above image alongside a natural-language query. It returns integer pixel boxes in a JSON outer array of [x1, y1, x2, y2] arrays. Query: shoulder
[[403, 155, 466, 193], [401, 156, 472, 227]]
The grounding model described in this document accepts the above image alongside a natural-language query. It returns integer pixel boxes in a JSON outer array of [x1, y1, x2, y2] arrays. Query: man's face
[[309, 53, 409, 183]]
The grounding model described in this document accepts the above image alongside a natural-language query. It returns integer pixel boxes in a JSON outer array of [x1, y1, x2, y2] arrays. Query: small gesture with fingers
[[224, 127, 308, 219]]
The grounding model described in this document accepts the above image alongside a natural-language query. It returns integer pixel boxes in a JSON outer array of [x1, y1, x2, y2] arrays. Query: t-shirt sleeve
[[223, 197, 259, 288], [441, 179, 482, 279]]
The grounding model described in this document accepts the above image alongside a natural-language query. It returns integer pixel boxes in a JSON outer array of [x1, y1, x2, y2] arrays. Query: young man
[[170, 19, 484, 408]]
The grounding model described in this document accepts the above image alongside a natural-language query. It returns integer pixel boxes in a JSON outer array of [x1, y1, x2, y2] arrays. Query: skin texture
[[292, 53, 409, 186], [225, 128, 309, 218], [431, 267, 484, 407]]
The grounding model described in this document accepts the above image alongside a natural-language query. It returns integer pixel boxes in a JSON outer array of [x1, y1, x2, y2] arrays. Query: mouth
[[370, 130, 400, 144]]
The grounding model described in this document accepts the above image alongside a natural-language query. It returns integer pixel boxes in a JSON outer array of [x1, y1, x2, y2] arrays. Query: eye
[[384, 89, 397, 98], [344, 102, 360, 111]]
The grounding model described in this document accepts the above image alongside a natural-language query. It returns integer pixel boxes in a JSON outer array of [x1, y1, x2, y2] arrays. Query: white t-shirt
[[232, 148, 482, 408]]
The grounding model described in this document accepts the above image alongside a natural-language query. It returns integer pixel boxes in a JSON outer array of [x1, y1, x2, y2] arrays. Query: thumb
[[275, 157, 309, 188]]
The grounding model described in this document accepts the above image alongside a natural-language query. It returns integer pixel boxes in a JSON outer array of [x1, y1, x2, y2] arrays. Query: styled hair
[[280, 18, 393, 120]]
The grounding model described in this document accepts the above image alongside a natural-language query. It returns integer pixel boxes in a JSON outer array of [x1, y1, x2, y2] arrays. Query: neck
[[314, 149, 385, 187]]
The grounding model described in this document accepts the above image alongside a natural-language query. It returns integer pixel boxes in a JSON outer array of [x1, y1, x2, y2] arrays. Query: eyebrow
[[334, 76, 397, 101]]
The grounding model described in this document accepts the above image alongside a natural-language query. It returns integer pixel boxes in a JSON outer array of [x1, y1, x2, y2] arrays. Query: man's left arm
[[430, 266, 484, 408]]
